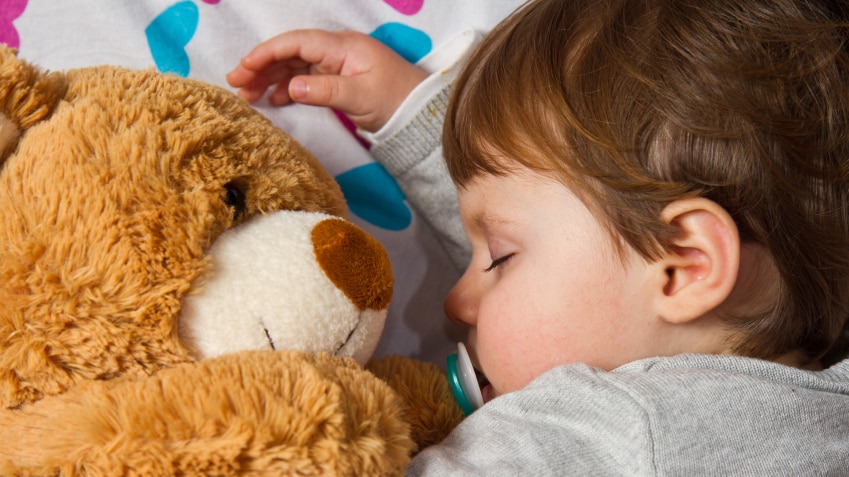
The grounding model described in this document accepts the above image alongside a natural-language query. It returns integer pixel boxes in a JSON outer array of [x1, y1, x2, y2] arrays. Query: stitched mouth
[[263, 327, 276, 351], [333, 326, 358, 355], [261, 320, 359, 355]]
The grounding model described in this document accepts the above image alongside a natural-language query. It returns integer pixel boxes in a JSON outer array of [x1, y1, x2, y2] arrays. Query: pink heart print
[[383, 0, 423, 15], [0, 0, 27, 49]]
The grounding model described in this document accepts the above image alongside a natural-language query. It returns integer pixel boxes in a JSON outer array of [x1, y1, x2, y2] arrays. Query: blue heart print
[[335, 163, 412, 231], [146, 1, 199, 77], [370, 22, 432, 63]]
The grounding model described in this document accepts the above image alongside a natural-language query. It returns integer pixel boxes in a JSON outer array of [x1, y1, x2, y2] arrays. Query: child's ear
[[651, 198, 740, 324]]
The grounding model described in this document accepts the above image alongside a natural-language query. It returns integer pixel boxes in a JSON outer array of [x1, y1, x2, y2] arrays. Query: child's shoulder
[[513, 356, 849, 474], [413, 356, 849, 475]]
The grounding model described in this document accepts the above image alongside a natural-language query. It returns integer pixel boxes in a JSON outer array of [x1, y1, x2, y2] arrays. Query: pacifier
[[446, 342, 484, 415]]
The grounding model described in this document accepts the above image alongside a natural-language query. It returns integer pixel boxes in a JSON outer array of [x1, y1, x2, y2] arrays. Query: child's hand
[[227, 29, 428, 132]]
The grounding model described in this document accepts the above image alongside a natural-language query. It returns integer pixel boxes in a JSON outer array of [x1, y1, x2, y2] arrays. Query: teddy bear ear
[[0, 46, 66, 162]]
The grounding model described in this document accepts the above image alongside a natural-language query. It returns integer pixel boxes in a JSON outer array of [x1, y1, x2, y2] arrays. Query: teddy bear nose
[[311, 218, 393, 311]]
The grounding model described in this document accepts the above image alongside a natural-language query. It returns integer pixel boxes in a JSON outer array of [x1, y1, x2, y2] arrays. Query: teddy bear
[[0, 46, 463, 475]]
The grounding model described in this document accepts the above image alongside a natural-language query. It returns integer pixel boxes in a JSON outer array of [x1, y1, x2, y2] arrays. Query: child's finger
[[268, 82, 294, 106], [225, 66, 256, 88], [230, 62, 306, 104], [242, 29, 347, 76], [238, 84, 275, 104], [287, 74, 361, 113]]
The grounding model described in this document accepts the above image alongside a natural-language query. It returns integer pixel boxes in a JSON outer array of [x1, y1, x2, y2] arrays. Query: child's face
[[446, 168, 663, 400]]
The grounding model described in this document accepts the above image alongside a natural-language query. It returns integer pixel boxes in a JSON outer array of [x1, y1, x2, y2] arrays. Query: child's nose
[[444, 273, 477, 326]]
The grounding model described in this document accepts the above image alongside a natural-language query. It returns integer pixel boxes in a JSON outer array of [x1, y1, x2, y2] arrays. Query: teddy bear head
[[0, 46, 393, 410]]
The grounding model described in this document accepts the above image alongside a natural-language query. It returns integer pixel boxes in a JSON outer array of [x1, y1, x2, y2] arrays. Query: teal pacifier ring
[[447, 353, 475, 415], [446, 342, 484, 416]]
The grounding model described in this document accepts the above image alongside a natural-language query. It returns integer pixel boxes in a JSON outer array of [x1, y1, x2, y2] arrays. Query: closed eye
[[485, 254, 514, 272]]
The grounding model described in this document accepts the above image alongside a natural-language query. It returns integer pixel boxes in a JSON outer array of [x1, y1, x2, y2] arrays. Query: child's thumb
[[289, 75, 356, 113]]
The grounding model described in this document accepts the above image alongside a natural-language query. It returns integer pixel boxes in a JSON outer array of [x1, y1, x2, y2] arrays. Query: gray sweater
[[369, 86, 471, 271], [369, 83, 849, 475], [409, 354, 849, 475]]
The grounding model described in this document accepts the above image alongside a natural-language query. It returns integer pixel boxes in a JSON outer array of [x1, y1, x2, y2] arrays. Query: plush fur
[[0, 47, 462, 475]]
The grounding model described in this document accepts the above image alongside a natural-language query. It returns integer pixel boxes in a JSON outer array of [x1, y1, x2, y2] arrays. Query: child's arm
[[363, 73, 471, 271], [228, 30, 473, 270]]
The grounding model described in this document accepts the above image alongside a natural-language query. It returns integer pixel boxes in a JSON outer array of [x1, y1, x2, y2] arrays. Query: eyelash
[[485, 254, 514, 272]]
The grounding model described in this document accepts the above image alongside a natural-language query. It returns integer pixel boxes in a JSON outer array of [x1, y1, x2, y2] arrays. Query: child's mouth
[[476, 368, 494, 403]]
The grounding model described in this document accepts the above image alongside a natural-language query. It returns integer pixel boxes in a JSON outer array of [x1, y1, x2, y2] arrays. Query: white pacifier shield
[[456, 342, 484, 408]]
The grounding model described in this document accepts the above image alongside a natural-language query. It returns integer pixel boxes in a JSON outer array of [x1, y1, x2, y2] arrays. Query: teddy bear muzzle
[[178, 210, 393, 366]]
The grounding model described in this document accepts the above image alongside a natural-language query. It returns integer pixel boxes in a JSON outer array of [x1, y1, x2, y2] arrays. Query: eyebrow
[[469, 210, 519, 232]]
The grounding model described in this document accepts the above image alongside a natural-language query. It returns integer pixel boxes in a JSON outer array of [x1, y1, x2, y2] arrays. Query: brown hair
[[443, 0, 849, 362]]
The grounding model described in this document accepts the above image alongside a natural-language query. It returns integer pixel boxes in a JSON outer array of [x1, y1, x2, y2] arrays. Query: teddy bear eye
[[223, 181, 246, 220]]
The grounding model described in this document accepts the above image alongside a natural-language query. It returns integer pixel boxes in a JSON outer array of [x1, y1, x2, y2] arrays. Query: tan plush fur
[[0, 352, 416, 475], [366, 356, 466, 453], [0, 47, 461, 475]]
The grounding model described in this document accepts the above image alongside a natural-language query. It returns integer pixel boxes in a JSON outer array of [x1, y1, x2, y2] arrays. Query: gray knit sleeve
[[369, 85, 471, 271]]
